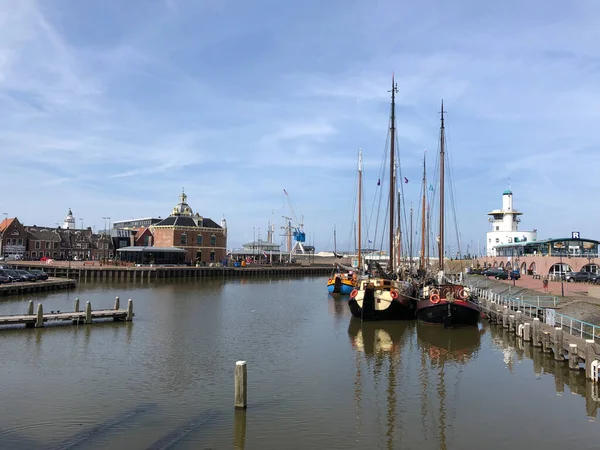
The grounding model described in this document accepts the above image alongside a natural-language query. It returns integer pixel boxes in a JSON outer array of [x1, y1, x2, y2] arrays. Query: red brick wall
[[151, 227, 227, 264]]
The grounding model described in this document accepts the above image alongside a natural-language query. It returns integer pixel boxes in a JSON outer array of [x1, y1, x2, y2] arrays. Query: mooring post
[[85, 301, 92, 324], [126, 299, 133, 321], [554, 327, 564, 361], [235, 361, 247, 409], [502, 307, 509, 328], [27, 300, 34, 315], [35, 303, 44, 328], [542, 332, 551, 353], [523, 323, 531, 342], [114, 296, 120, 310], [515, 311, 523, 333], [496, 310, 502, 325], [585, 340, 596, 380], [74, 297, 80, 312], [509, 315, 515, 332], [568, 344, 579, 370], [532, 318, 541, 347]]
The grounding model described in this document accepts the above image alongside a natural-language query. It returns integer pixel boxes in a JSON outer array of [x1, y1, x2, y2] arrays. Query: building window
[[196, 251, 202, 261], [180, 233, 187, 245], [35, 241, 41, 249], [18, 239, 23, 245], [54, 242, 58, 249], [495, 226, 499, 231], [32, 252, 37, 258], [210, 235, 217, 246], [197, 234, 203, 245], [495, 238, 499, 243], [210, 250, 216, 261]]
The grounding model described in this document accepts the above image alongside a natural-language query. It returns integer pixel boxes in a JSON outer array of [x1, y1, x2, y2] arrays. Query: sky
[[0, 0, 599, 254]]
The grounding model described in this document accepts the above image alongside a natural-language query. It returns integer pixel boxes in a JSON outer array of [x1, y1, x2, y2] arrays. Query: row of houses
[[0, 192, 228, 265]]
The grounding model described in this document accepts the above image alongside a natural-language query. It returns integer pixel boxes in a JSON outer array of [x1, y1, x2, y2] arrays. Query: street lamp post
[[559, 252, 565, 297], [102, 216, 110, 263], [1, 212, 7, 258]]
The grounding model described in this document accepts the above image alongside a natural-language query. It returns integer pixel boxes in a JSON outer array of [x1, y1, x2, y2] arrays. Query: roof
[[494, 237, 600, 248], [0, 218, 15, 233], [116, 246, 187, 253], [503, 189, 513, 195], [153, 215, 222, 229], [26, 227, 61, 242]]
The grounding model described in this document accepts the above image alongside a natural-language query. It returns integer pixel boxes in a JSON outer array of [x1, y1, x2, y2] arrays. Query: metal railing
[[470, 285, 600, 344]]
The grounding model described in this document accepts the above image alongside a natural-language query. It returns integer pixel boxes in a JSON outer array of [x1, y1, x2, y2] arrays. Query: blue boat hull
[[327, 282, 354, 295]]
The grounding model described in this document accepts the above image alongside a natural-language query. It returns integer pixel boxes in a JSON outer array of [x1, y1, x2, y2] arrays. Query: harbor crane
[[282, 189, 307, 260]]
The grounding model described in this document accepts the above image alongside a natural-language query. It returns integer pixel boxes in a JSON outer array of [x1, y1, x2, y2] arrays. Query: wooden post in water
[[523, 323, 531, 342], [85, 301, 92, 324], [114, 296, 120, 310], [542, 332, 551, 353], [75, 298, 80, 312], [585, 340, 596, 380], [532, 318, 541, 347], [508, 314, 515, 332], [126, 299, 134, 321], [502, 307, 509, 328], [554, 327, 564, 360], [496, 310, 502, 325], [35, 303, 44, 328], [235, 361, 247, 409], [25, 301, 34, 328], [568, 344, 579, 370], [515, 310, 522, 331]]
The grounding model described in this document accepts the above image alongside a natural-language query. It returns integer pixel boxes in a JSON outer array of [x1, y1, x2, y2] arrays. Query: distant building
[[486, 189, 537, 257], [151, 190, 227, 264], [112, 217, 162, 230], [0, 217, 27, 258], [62, 208, 76, 229]]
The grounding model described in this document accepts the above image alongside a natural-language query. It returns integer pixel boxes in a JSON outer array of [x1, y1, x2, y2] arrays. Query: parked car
[[0, 272, 11, 284], [482, 268, 504, 278], [565, 272, 594, 283], [14, 270, 37, 282], [0, 269, 22, 282], [28, 269, 49, 281]]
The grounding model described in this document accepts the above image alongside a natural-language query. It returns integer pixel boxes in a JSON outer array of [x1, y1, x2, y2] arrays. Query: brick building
[[0, 217, 27, 258], [151, 191, 227, 264]]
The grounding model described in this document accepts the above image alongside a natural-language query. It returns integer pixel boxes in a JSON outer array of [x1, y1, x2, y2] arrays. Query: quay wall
[[9, 262, 332, 282]]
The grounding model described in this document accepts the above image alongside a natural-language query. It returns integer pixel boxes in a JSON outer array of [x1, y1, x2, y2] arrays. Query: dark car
[[15, 270, 37, 282], [565, 271, 593, 283], [28, 269, 49, 281], [482, 268, 505, 278], [0, 272, 10, 284], [1, 269, 23, 282]]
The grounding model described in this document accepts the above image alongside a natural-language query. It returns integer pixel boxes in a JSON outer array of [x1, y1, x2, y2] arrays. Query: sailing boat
[[348, 76, 416, 321], [327, 151, 363, 295], [416, 102, 480, 327]]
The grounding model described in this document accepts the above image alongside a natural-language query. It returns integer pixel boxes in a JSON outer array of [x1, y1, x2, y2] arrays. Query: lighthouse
[[486, 189, 537, 256]]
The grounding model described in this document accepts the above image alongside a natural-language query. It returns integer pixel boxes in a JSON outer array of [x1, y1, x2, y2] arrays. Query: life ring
[[390, 290, 399, 300], [430, 293, 441, 304], [457, 288, 468, 300], [350, 289, 358, 299]]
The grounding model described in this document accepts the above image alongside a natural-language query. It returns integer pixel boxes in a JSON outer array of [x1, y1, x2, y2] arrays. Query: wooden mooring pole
[[235, 361, 247, 409]]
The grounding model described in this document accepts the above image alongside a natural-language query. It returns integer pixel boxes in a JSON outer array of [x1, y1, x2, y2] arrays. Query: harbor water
[[0, 276, 598, 449]]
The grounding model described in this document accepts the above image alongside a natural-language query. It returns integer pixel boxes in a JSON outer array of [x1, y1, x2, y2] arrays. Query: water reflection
[[348, 319, 411, 450], [416, 324, 484, 450], [488, 324, 600, 420]]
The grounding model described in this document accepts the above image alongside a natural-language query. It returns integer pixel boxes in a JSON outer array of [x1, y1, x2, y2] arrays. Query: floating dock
[[0, 297, 133, 329], [0, 277, 76, 296]]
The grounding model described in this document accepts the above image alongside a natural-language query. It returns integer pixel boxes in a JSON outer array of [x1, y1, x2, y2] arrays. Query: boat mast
[[420, 152, 426, 270], [439, 100, 446, 273], [333, 223, 337, 257], [396, 180, 402, 270], [358, 148, 363, 273], [409, 203, 413, 273], [389, 75, 398, 272]]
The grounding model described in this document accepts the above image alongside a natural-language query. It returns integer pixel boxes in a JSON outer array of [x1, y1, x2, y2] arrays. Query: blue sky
[[1, 0, 599, 254]]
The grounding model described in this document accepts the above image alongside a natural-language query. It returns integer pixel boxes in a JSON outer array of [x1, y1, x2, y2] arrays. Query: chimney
[[130, 232, 135, 247], [148, 235, 153, 247]]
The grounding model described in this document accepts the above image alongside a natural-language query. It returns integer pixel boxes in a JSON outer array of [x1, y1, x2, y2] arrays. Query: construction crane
[[282, 189, 306, 260]]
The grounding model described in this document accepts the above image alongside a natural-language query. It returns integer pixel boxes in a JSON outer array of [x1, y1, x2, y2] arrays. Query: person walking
[[543, 277, 549, 292]]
